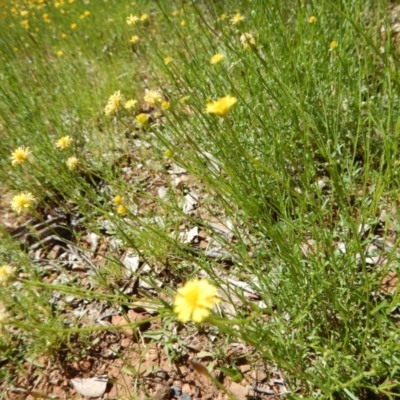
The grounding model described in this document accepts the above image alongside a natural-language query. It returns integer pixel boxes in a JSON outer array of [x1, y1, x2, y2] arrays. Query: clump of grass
[[1, 0, 400, 398]]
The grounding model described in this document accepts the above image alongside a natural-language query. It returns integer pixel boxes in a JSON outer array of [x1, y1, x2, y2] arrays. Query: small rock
[[70, 376, 108, 398], [171, 385, 182, 397], [123, 251, 140, 275]]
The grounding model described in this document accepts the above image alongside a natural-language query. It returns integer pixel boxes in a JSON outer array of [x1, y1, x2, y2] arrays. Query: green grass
[[1, 0, 400, 398]]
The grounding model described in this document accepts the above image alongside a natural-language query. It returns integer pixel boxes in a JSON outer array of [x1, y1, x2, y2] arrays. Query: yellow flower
[[127, 14, 139, 25], [180, 96, 190, 104], [11, 192, 36, 214], [230, 13, 245, 25], [210, 53, 224, 64], [71, 23, 77, 29], [84, 10, 90, 17], [180, 20, 186, 26], [173, 279, 220, 323], [144, 89, 163, 105], [61, 33, 67, 38], [172, 10, 179, 16], [220, 13, 227, 20], [164, 56, 173, 65], [117, 205, 127, 214], [330, 40, 338, 50], [140, 13, 148, 22], [206, 95, 237, 117], [57, 50, 64, 57], [113, 195, 123, 205], [0, 265, 16, 287], [124, 99, 137, 110], [130, 35, 139, 43], [21, 19, 29, 29], [136, 113, 149, 127], [161, 101, 170, 110], [164, 149, 173, 158], [240, 32, 256, 49], [66, 156, 79, 170], [10, 146, 31, 166], [55, 135, 73, 150], [104, 90, 124, 117], [309, 16, 317, 23]]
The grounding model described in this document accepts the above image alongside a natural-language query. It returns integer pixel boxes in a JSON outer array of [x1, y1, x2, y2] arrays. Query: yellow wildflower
[[309, 16, 317, 23], [136, 113, 149, 127], [113, 195, 123, 205], [0, 265, 16, 287], [161, 101, 170, 110], [104, 90, 124, 117], [220, 13, 227, 20], [124, 99, 137, 110], [180, 20, 186, 26], [127, 14, 139, 25], [140, 14, 148, 22], [10, 146, 31, 166], [164, 56, 173, 65], [172, 10, 179, 17], [71, 23, 77, 29], [230, 13, 245, 25], [117, 205, 127, 214], [130, 35, 139, 44], [144, 89, 163, 106], [206, 95, 237, 117], [164, 149, 173, 158], [11, 192, 36, 214], [66, 156, 79, 170], [180, 96, 190, 104], [174, 279, 220, 323], [61, 33, 67, 38], [330, 40, 338, 50], [55, 136, 73, 150], [210, 53, 224, 64], [84, 10, 90, 17], [57, 50, 64, 57], [21, 19, 29, 29], [240, 32, 256, 49]]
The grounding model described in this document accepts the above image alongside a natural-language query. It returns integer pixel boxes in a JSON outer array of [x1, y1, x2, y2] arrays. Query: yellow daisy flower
[[309, 16, 317, 23], [124, 99, 137, 110], [113, 195, 123, 205], [161, 101, 170, 110], [10, 146, 31, 166], [136, 113, 149, 127], [174, 279, 220, 323], [126, 14, 139, 25], [230, 13, 245, 25], [130, 35, 139, 44], [66, 156, 79, 170], [240, 32, 256, 49], [210, 53, 224, 64], [117, 205, 127, 214], [330, 40, 338, 50], [55, 136, 73, 150], [11, 192, 36, 214], [0, 265, 16, 287], [206, 95, 237, 117], [144, 89, 163, 106]]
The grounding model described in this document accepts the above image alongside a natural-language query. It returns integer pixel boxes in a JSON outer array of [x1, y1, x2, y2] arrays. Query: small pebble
[[171, 386, 182, 397]]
